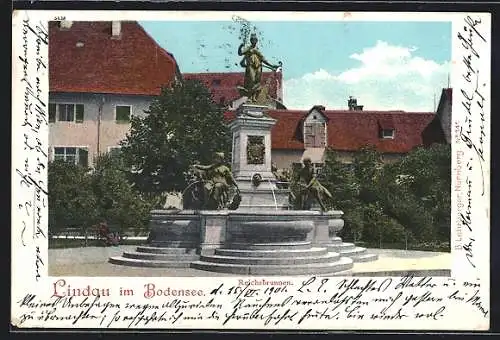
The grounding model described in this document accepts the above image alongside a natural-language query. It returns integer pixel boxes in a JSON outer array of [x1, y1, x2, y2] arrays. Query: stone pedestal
[[199, 211, 227, 252], [228, 104, 290, 209]]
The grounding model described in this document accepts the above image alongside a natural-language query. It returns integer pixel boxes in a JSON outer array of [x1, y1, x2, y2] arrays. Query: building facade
[[49, 93, 155, 166], [48, 20, 179, 166], [49, 20, 448, 170]]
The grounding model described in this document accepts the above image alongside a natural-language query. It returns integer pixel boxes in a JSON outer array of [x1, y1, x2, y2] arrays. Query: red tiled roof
[[322, 110, 435, 153], [184, 72, 282, 104], [225, 109, 435, 153], [49, 21, 178, 95]]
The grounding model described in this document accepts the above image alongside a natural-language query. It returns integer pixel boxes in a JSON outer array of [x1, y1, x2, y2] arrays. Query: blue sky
[[140, 20, 451, 111]]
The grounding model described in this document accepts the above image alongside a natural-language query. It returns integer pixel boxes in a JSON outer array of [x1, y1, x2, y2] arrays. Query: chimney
[[348, 96, 363, 111], [112, 21, 121, 38], [59, 21, 73, 30], [348, 96, 357, 110]]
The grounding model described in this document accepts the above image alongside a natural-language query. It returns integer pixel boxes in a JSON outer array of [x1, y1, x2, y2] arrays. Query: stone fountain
[[109, 33, 377, 274], [110, 103, 377, 274]]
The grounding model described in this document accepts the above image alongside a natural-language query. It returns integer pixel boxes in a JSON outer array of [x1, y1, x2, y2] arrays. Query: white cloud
[[283, 40, 450, 112]]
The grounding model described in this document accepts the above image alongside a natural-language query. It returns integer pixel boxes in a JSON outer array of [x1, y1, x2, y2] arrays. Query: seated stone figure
[[292, 158, 332, 211], [184, 152, 240, 210]]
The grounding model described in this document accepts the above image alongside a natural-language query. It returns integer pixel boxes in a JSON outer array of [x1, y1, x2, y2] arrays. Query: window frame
[[50, 102, 85, 123], [52, 146, 89, 167], [115, 105, 132, 123], [107, 145, 122, 157], [381, 128, 395, 139]]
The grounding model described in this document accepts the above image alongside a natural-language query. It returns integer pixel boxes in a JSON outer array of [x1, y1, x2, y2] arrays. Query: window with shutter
[[304, 122, 326, 148]]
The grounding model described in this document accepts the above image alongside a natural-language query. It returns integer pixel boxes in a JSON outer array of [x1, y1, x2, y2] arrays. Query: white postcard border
[[11, 10, 491, 330]]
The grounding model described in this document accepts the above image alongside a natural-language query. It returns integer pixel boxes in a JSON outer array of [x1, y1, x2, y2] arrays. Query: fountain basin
[[148, 210, 200, 248]]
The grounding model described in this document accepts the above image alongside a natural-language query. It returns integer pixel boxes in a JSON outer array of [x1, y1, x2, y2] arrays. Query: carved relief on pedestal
[[246, 135, 265, 164]]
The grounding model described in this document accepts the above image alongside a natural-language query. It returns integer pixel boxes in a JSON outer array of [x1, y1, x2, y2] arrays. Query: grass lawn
[[49, 238, 146, 249]]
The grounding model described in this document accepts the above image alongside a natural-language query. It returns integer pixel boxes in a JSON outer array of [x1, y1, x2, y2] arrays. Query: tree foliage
[[315, 143, 451, 246], [48, 154, 153, 236], [91, 153, 153, 233], [120, 80, 232, 195], [48, 160, 97, 234]]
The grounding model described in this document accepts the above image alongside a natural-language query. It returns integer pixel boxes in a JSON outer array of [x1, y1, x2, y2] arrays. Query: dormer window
[[378, 117, 395, 139], [381, 129, 395, 139], [304, 109, 327, 148]]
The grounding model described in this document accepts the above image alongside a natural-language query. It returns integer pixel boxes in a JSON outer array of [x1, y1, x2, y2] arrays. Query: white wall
[[49, 92, 155, 166]]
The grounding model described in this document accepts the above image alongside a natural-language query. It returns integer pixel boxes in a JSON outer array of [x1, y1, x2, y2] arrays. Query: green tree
[[91, 153, 153, 234], [319, 143, 450, 248], [48, 160, 98, 235], [352, 146, 383, 204], [387, 144, 451, 242], [319, 149, 363, 241], [120, 80, 232, 197]]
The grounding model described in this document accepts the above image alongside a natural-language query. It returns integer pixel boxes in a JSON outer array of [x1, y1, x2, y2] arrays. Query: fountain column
[[228, 104, 290, 210]]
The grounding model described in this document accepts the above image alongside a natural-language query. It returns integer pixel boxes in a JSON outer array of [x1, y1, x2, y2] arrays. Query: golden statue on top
[[237, 33, 282, 104]]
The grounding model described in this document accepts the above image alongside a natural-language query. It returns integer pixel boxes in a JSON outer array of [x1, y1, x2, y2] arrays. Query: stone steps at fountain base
[[108, 246, 200, 267], [122, 251, 200, 261], [224, 241, 312, 250], [190, 257, 353, 275], [326, 243, 379, 263], [109, 256, 195, 268], [327, 242, 356, 251], [199, 252, 340, 265], [136, 246, 198, 254], [215, 247, 328, 258], [349, 253, 379, 263], [149, 241, 200, 248]]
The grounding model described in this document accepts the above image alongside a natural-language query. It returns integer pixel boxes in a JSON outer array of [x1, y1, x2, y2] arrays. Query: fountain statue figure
[[291, 158, 333, 211], [237, 33, 282, 104], [183, 152, 241, 210]]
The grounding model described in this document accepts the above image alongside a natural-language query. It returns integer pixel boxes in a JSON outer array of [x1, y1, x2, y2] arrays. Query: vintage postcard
[[11, 10, 490, 330]]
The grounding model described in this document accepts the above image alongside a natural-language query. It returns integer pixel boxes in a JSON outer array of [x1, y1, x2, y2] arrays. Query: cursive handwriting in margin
[[16, 16, 49, 281], [13, 276, 488, 328], [457, 15, 488, 269]]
